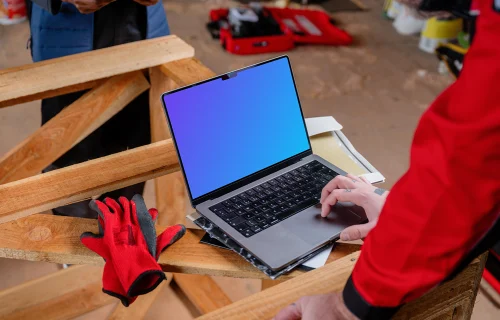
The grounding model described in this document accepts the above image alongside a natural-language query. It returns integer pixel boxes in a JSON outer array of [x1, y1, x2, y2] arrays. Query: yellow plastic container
[[419, 17, 463, 53]]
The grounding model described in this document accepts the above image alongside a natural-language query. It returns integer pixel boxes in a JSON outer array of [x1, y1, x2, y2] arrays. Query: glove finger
[[156, 224, 186, 260], [104, 197, 122, 215], [89, 200, 110, 224], [119, 197, 133, 226], [148, 208, 158, 223], [80, 232, 109, 259], [97, 216, 105, 235], [131, 194, 157, 258]]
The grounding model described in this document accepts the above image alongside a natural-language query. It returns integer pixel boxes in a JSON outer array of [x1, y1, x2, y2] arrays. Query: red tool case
[[208, 7, 352, 55]]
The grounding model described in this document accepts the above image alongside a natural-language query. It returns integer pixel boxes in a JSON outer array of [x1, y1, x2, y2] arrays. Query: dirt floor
[[0, 0, 498, 318]]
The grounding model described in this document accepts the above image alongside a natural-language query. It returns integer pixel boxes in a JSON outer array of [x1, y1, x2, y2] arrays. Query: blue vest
[[30, 2, 170, 62]]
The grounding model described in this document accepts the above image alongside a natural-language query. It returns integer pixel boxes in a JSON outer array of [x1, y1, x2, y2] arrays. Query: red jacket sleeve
[[344, 0, 500, 317]]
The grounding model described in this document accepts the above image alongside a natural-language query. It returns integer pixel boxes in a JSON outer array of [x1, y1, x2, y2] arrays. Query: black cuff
[[343, 276, 400, 320]]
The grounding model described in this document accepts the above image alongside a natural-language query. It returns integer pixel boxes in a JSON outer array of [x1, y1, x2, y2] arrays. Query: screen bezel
[[161, 55, 312, 206]]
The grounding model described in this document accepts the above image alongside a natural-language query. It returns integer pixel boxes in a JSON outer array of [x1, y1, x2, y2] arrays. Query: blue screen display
[[163, 57, 310, 200]]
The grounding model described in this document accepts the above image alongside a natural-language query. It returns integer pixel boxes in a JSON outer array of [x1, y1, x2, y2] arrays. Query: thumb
[[274, 302, 302, 320], [156, 225, 186, 260], [340, 220, 377, 241], [80, 233, 109, 259]]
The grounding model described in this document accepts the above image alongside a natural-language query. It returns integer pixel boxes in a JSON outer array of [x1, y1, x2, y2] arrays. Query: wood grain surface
[[198, 254, 486, 320], [160, 57, 216, 87], [0, 213, 361, 280], [174, 274, 233, 314], [0, 265, 114, 320], [149, 66, 190, 226], [0, 35, 194, 108], [0, 139, 180, 224], [0, 71, 149, 184]]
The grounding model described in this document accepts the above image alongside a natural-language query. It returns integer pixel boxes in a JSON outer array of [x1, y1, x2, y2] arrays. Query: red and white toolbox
[[206, 6, 353, 55]]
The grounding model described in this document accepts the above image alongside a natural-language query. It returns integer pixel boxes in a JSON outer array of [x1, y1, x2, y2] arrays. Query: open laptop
[[161, 56, 367, 272]]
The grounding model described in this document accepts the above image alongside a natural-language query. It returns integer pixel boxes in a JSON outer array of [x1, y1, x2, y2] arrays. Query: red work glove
[[81, 195, 186, 305]]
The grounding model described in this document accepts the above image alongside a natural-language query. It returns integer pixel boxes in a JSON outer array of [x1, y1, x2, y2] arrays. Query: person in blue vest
[[27, 0, 170, 218]]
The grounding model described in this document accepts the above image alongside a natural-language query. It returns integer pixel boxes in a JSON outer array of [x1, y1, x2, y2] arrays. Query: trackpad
[[283, 204, 363, 246]]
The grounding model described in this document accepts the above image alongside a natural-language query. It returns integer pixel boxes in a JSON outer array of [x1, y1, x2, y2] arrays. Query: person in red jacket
[[275, 0, 500, 319]]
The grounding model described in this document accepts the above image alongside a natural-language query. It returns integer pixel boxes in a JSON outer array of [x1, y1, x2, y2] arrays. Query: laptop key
[[243, 229, 255, 238], [236, 223, 248, 232], [254, 216, 265, 222], [243, 213, 254, 220], [269, 217, 280, 225], [268, 180, 278, 186], [241, 199, 251, 205], [261, 182, 271, 189], [234, 209, 246, 216], [257, 192, 267, 199], [260, 205, 270, 212], [246, 220, 257, 226], [210, 204, 225, 214], [275, 198, 318, 221], [260, 222, 271, 229], [229, 217, 246, 227], [248, 196, 259, 202], [250, 225, 262, 233], [246, 189, 256, 196], [254, 186, 264, 193], [270, 185, 281, 192], [222, 212, 237, 222], [262, 212, 273, 219]]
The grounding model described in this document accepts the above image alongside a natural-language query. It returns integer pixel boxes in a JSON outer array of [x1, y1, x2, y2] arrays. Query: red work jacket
[[343, 1, 500, 318]]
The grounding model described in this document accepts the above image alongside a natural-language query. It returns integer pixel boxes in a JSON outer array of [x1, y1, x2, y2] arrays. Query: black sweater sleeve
[[31, 0, 62, 14]]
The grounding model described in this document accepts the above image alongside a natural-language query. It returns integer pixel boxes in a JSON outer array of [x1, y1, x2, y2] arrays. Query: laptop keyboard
[[209, 160, 338, 238]]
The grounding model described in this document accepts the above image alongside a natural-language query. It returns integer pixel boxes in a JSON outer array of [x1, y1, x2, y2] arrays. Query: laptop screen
[[162, 56, 310, 202]]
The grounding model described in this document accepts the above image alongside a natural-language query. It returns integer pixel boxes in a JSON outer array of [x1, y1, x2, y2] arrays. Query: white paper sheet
[[305, 116, 343, 137], [302, 244, 334, 269]]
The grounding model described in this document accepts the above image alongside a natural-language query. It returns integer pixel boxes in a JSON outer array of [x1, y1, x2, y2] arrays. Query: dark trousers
[[42, 90, 151, 218]]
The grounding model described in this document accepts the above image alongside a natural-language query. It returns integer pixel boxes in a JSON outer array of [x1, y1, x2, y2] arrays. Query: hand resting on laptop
[[320, 174, 389, 241]]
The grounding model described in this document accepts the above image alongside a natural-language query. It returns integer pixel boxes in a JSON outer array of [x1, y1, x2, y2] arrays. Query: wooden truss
[[0, 35, 487, 319]]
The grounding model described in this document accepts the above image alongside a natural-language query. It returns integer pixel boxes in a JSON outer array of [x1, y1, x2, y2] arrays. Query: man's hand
[[63, 0, 115, 14], [274, 293, 359, 320], [321, 174, 389, 241], [133, 0, 158, 6]]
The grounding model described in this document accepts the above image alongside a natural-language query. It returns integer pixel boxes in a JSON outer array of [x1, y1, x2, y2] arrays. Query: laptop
[[161, 56, 367, 272]]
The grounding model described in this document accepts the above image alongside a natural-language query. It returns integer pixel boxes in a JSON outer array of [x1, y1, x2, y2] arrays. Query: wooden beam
[[108, 278, 171, 320], [149, 66, 189, 226], [0, 35, 194, 108], [0, 71, 150, 184], [160, 57, 216, 87], [0, 139, 180, 224], [0, 78, 106, 109], [173, 274, 232, 314], [0, 265, 114, 320], [198, 254, 487, 320], [0, 213, 361, 279]]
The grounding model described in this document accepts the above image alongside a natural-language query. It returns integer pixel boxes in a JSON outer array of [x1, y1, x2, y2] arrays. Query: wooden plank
[[160, 57, 216, 87], [149, 67, 189, 226], [0, 35, 194, 108], [108, 278, 171, 320], [0, 71, 150, 184], [0, 265, 114, 320], [2, 281, 114, 320], [173, 274, 232, 314], [0, 265, 103, 316], [261, 279, 285, 290], [0, 78, 106, 109], [0, 139, 180, 224], [0, 213, 361, 279], [198, 254, 485, 320]]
